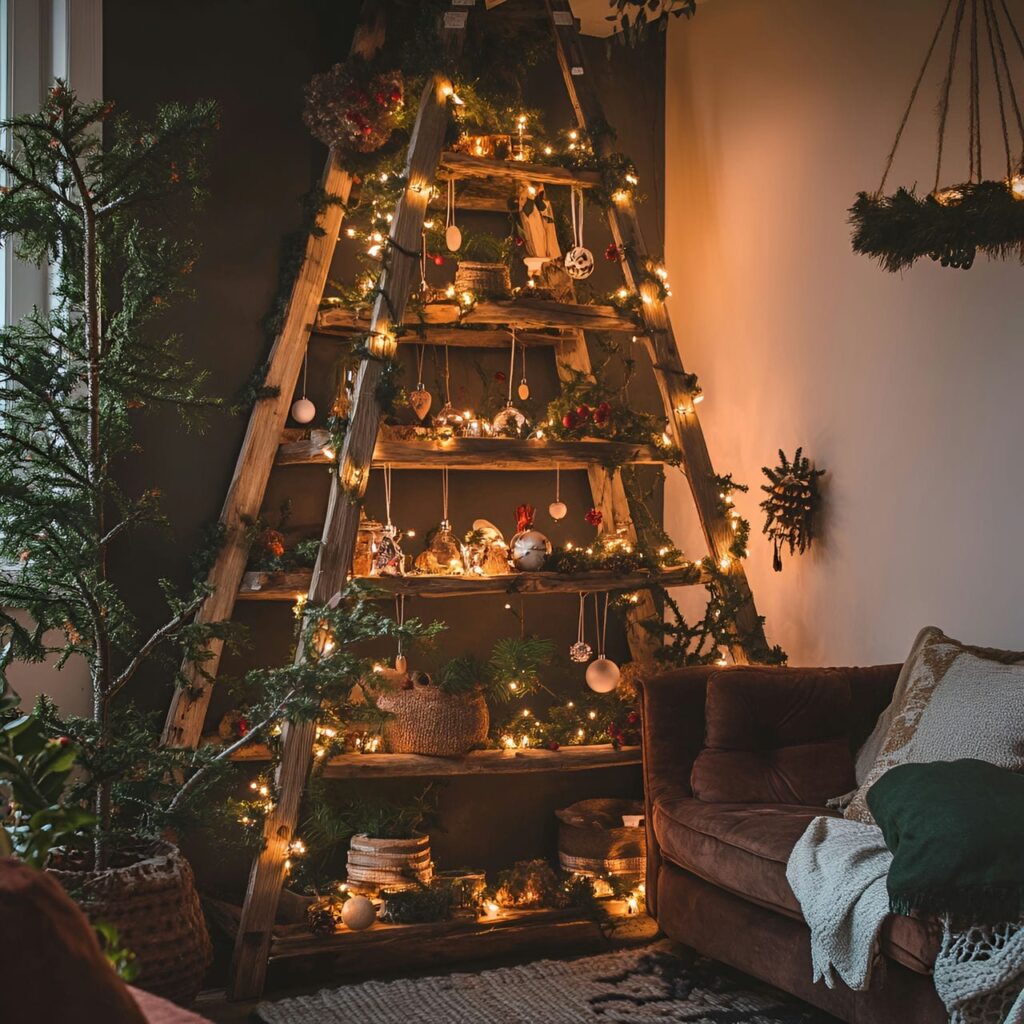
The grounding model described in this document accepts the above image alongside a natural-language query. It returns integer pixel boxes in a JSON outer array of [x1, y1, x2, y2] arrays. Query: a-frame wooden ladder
[[156, 0, 769, 999]]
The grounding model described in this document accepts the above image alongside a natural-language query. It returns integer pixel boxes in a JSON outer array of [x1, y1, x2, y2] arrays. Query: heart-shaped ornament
[[445, 224, 462, 252], [410, 387, 432, 421]]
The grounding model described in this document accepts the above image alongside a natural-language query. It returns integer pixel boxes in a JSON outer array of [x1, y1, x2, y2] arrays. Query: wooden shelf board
[[437, 151, 602, 190], [238, 564, 705, 602], [277, 432, 667, 469], [318, 298, 637, 334], [203, 896, 655, 966], [212, 742, 641, 778]]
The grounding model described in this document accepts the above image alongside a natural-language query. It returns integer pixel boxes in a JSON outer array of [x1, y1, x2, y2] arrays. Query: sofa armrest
[[639, 666, 716, 915]]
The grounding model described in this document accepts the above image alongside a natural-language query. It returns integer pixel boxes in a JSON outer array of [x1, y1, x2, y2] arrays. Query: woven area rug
[[255, 946, 831, 1023]]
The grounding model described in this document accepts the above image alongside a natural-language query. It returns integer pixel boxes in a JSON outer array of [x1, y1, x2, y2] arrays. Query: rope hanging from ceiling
[[850, 0, 1024, 271]]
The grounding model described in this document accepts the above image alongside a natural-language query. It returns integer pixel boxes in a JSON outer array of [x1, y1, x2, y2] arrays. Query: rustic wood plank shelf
[[215, 742, 641, 778], [237, 564, 705, 602], [276, 432, 668, 470], [317, 297, 637, 334], [437, 151, 602, 189], [203, 896, 656, 969]]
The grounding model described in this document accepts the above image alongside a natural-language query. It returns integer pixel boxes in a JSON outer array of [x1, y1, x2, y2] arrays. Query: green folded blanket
[[866, 758, 1024, 924]]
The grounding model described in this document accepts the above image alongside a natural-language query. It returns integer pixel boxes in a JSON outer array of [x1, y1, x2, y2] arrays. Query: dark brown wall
[[104, 2, 664, 887]]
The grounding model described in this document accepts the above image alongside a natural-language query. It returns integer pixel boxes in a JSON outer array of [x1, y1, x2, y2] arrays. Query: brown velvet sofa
[[640, 664, 948, 1024]]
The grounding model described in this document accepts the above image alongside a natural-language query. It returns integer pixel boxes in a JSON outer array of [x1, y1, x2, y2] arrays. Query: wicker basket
[[48, 840, 211, 1004], [346, 833, 433, 894], [556, 798, 646, 880], [378, 685, 489, 757], [454, 260, 511, 297]]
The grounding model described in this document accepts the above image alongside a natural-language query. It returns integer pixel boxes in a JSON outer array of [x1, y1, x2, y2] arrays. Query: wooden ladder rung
[[437, 151, 602, 189]]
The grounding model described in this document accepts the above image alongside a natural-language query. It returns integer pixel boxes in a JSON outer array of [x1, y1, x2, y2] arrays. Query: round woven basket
[[556, 798, 646, 880], [48, 840, 211, 1003], [454, 260, 511, 297], [345, 833, 433, 894], [378, 686, 489, 757]]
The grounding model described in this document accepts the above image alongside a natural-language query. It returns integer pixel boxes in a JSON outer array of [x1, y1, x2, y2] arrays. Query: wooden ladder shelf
[[159, 0, 770, 999]]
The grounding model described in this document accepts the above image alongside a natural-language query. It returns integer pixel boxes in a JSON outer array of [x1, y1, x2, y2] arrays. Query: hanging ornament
[[353, 509, 385, 577], [445, 178, 462, 251], [394, 595, 408, 674], [759, 447, 825, 572], [373, 464, 405, 576], [463, 519, 510, 575], [564, 186, 595, 280], [290, 352, 317, 424], [509, 504, 551, 572], [415, 468, 465, 574], [409, 344, 432, 421], [341, 894, 377, 931], [548, 464, 567, 521], [492, 328, 530, 435], [586, 593, 620, 693], [569, 592, 593, 663], [517, 343, 530, 401], [434, 343, 464, 436], [850, 0, 1024, 272]]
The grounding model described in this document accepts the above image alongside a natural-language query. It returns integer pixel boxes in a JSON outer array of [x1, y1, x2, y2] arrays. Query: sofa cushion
[[652, 796, 942, 975], [691, 668, 857, 805]]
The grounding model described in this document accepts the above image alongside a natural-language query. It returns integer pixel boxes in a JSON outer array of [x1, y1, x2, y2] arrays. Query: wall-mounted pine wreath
[[760, 449, 825, 573], [850, 0, 1024, 272]]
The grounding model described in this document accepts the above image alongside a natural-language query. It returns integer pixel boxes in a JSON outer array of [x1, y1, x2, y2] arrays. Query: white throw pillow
[[844, 626, 1024, 825]]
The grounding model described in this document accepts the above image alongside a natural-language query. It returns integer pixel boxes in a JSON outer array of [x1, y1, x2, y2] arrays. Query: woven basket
[[556, 798, 646, 880], [378, 686, 489, 757], [49, 840, 211, 1003], [346, 833, 433, 894], [454, 260, 511, 297]]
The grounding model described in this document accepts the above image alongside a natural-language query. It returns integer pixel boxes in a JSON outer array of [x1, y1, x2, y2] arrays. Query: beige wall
[[664, 0, 1024, 666]]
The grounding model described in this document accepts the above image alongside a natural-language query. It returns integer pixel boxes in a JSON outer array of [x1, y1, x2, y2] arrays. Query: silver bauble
[[548, 500, 568, 521], [290, 397, 316, 424], [341, 894, 377, 931], [564, 246, 595, 280], [491, 403, 529, 435], [586, 657, 621, 693], [510, 528, 551, 572]]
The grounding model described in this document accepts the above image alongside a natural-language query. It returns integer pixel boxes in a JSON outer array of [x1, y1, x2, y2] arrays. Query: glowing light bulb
[[345, 227, 356, 238]]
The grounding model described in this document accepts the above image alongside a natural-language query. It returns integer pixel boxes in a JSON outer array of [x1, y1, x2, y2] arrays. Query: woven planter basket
[[378, 686, 489, 757], [556, 798, 646, 879], [454, 260, 511, 297], [49, 840, 211, 1003], [345, 833, 433, 894]]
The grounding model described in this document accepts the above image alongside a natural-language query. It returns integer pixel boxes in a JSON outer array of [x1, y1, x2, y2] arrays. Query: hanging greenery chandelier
[[851, 0, 1024, 271]]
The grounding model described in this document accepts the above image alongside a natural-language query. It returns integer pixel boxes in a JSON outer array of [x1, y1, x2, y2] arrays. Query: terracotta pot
[[49, 840, 211, 1004], [378, 685, 489, 757]]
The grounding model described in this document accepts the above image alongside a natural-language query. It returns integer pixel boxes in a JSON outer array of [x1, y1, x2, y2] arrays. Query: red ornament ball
[[575, 404, 591, 422], [604, 243, 622, 262], [514, 235, 525, 247], [547, 740, 560, 751], [562, 410, 579, 429], [626, 710, 640, 726], [432, 254, 445, 266], [585, 507, 603, 527]]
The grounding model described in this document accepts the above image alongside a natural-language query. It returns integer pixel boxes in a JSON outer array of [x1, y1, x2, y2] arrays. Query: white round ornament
[[586, 657, 621, 693], [548, 500, 568, 521], [290, 397, 316, 424], [510, 529, 551, 572], [564, 245, 595, 280], [341, 894, 377, 931], [445, 224, 462, 251]]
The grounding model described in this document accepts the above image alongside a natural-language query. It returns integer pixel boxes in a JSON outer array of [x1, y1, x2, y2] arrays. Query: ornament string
[[382, 463, 394, 529], [577, 592, 587, 648], [569, 186, 584, 249], [991, 0, 1024, 162], [419, 228, 428, 291], [444, 342, 452, 406], [446, 177, 455, 232], [301, 350, 309, 400], [593, 592, 610, 659], [415, 344, 426, 391], [506, 327, 517, 405], [983, 0, 1013, 179], [441, 466, 449, 524], [395, 594, 406, 661], [555, 463, 561, 503], [934, 0, 968, 192]]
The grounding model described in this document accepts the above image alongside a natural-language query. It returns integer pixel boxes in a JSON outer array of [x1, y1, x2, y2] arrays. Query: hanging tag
[[444, 11, 468, 28], [571, 67, 584, 76]]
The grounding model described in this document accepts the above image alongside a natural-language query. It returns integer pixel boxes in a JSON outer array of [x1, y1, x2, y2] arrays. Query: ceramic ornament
[[410, 345, 431, 420], [394, 595, 408, 674], [290, 353, 316, 423], [517, 344, 530, 401], [445, 178, 462, 252], [341, 894, 377, 931], [586, 594, 620, 692], [548, 464, 567, 521], [564, 187, 594, 280], [570, 592, 593, 663], [510, 504, 551, 572]]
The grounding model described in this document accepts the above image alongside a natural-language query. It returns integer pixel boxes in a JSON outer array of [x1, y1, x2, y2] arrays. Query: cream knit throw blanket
[[786, 816, 1024, 1024]]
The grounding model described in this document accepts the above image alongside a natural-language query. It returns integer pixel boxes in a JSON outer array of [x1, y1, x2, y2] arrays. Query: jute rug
[[256, 946, 831, 1023]]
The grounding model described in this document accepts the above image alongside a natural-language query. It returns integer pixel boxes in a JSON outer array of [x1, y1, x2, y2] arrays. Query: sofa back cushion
[[691, 667, 859, 805]]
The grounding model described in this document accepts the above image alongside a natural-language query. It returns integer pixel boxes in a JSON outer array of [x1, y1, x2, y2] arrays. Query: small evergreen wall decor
[[760, 449, 825, 573], [850, 0, 1024, 272]]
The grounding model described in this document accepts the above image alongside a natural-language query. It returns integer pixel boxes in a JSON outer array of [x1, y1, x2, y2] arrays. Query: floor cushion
[[653, 797, 941, 975]]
